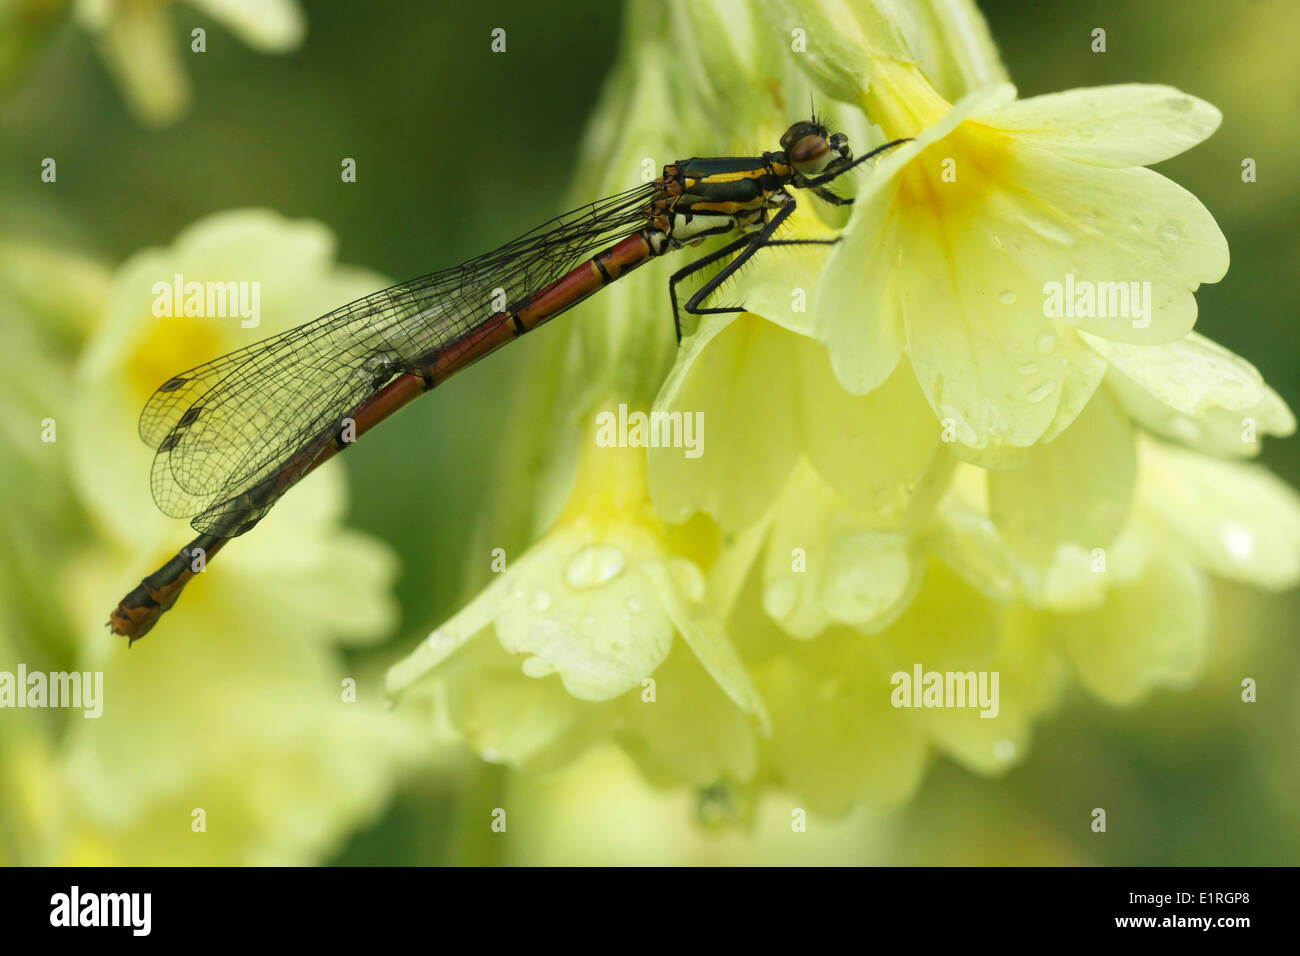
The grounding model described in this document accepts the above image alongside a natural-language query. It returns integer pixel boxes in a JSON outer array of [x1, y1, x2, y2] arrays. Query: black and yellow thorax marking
[[647, 153, 796, 249]]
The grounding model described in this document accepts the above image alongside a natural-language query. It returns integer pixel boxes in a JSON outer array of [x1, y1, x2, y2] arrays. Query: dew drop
[[1225, 524, 1254, 560], [1019, 362, 1039, 375], [1027, 381, 1055, 403], [764, 576, 799, 618], [522, 656, 557, 679], [529, 590, 552, 611], [1170, 416, 1200, 443], [1035, 331, 1058, 355], [564, 544, 626, 589], [1159, 221, 1182, 242], [997, 290, 1017, 305]]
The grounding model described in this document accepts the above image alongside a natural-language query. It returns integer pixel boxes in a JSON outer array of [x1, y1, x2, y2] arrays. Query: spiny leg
[[668, 140, 912, 337], [810, 185, 853, 206], [668, 231, 759, 343], [669, 200, 798, 341]]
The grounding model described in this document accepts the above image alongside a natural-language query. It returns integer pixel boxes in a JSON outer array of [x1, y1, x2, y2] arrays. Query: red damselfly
[[109, 120, 908, 641]]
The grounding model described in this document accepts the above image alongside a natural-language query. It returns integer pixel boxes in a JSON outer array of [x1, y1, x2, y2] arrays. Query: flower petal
[[1059, 544, 1210, 705], [190, 0, 306, 51], [1007, 158, 1228, 346], [386, 572, 511, 695], [881, 563, 1064, 775], [797, 345, 944, 523], [988, 386, 1136, 565], [762, 461, 918, 637], [989, 85, 1222, 168], [648, 313, 799, 531], [442, 637, 603, 771], [618, 641, 758, 786], [648, 560, 770, 732], [1084, 331, 1295, 456], [756, 637, 928, 813], [813, 164, 907, 393], [1136, 439, 1300, 589], [493, 531, 675, 701]]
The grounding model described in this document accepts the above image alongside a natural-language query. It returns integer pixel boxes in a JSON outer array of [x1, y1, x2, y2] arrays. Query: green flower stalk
[[389, 0, 1300, 815]]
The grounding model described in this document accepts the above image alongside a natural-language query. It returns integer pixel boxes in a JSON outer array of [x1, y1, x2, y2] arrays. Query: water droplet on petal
[[1159, 221, 1182, 242], [1035, 332, 1058, 355], [529, 590, 552, 611], [764, 576, 799, 618], [997, 290, 1017, 305], [1225, 524, 1254, 560], [1027, 381, 1055, 403], [522, 656, 557, 679], [564, 544, 627, 589], [1019, 362, 1039, 375], [1170, 417, 1200, 443]]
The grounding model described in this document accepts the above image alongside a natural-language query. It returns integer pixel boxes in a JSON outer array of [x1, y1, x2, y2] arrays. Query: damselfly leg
[[668, 136, 911, 341]]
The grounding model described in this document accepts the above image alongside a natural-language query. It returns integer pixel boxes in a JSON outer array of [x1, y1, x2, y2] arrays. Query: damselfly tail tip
[[108, 582, 169, 644]]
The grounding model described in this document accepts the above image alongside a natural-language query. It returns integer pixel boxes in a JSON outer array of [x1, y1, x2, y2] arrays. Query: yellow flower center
[[556, 402, 720, 568], [127, 313, 224, 406], [559, 436, 659, 531], [864, 56, 1015, 226]]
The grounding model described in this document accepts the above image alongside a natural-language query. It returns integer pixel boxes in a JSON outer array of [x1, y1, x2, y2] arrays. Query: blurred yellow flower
[[0, 211, 420, 864], [75, 0, 305, 125]]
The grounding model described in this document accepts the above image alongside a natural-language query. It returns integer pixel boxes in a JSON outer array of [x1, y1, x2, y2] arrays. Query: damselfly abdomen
[[109, 120, 907, 640]]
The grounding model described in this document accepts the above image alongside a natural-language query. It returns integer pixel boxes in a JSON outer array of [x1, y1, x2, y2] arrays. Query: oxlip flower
[[0, 212, 419, 864], [388, 439, 768, 733]]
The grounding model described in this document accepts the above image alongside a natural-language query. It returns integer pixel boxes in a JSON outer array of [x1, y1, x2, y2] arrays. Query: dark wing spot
[[159, 377, 189, 392], [177, 406, 202, 427]]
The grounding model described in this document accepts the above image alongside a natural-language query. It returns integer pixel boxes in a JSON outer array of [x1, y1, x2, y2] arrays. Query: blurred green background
[[1, 0, 1296, 864]]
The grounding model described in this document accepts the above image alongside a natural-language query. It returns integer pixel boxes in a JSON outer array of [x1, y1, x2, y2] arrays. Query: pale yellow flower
[[0, 212, 419, 864]]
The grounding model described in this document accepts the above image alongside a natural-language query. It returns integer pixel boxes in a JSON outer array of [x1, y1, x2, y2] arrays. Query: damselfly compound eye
[[787, 133, 833, 175]]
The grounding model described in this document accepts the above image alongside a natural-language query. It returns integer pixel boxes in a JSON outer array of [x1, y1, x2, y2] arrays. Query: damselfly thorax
[[646, 120, 855, 250], [109, 119, 907, 641]]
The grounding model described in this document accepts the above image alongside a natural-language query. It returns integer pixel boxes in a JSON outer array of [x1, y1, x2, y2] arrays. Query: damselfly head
[[779, 120, 852, 177]]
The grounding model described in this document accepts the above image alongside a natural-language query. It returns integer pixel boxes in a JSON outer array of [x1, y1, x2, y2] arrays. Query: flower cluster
[[385, 0, 1300, 815]]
